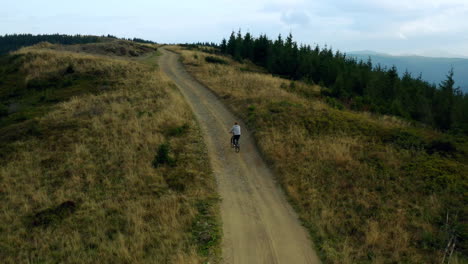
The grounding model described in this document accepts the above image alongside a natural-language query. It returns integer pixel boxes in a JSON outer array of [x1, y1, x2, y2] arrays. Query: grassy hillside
[[173, 46, 467, 264], [0, 34, 157, 55], [218, 32, 468, 133], [0, 34, 100, 55], [0, 41, 220, 263], [52, 40, 159, 57]]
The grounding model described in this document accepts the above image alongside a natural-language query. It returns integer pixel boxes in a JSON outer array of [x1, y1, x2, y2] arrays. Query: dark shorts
[[232, 135, 240, 145]]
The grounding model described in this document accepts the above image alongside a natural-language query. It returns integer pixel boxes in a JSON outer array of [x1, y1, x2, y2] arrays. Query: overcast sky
[[2, 0, 468, 57]]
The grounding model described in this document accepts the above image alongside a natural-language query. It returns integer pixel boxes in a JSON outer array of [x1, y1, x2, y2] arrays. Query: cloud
[[281, 10, 309, 26], [357, 0, 467, 11], [398, 5, 468, 36], [2, 0, 468, 56], [260, 0, 306, 11]]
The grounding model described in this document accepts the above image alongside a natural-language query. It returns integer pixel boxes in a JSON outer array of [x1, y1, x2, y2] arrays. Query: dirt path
[[158, 48, 320, 264]]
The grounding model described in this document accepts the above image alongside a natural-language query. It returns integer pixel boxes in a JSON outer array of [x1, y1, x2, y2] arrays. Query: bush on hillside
[[31, 201, 77, 227], [166, 123, 190, 137], [205, 56, 227, 65], [387, 130, 427, 150], [325, 97, 344, 110], [427, 137, 457, 155], [0, 103, 7, 117], [152, 143, 176, 167]]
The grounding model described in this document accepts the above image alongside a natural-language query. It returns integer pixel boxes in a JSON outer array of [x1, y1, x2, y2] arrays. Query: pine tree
[[242, 32, 254, 61], [220, 38, 227, 53], [434, 68, 456, 130], [226, 31, 236, 57], [233, 30, 243, 61]]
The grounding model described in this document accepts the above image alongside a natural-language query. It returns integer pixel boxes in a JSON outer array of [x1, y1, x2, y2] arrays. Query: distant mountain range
[[348, 51, 468, 93]]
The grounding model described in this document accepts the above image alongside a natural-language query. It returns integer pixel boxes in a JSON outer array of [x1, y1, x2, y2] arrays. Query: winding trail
[[158, 48, 320, 264]]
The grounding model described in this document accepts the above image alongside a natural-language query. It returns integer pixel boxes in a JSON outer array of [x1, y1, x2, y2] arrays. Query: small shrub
[[279, 82, 298, 93], [27, 78, 51, 91], [205, 56, 227, 65], [60, 78, 73, 88], [163, 169, 195, 192], [0, 103, 8, 117], [350, 96, 373, 111], [152, 143, 175, 167], [387, 130, 426, 150], [325, 97, 344, 110], [427, 137, 457, 155], [320, 87, 333, 97], [31, 201, 77, 227], [0, 143, 16, 161], [180, 44, 198, 50], [269, 101, 291, 114], [119, 46, 127, 56], [0, 119, 42, 143], [289, 81, 296, 91], [247, 105, 256, 123], [65, 64, 75, 74], [166, 123, 190, 137]]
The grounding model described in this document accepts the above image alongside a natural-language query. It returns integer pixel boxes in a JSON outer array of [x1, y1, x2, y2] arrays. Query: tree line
[[0, 34, 156, 55], [0, 34, 100, 54], [219, 31, 468, 132]]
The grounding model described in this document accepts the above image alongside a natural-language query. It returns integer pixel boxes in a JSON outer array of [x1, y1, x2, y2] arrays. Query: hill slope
[[0, 41, 219, 263], [174, 46, 468, 264], [349, 51, 468, 93], [0, 34, 157, 55], [218, 32, 468, 132]]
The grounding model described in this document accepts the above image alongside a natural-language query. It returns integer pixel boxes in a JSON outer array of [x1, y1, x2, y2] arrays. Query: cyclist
[[229, 122, 241, 147]]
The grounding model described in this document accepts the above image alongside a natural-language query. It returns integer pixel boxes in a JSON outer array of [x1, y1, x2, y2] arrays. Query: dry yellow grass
[[0, 44, 219, 263], [14, 47, 138, 82], [174, 46, 467, 264]]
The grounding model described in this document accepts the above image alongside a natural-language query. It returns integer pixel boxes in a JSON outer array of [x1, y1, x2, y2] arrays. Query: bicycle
[[231, 135, 240, 153]]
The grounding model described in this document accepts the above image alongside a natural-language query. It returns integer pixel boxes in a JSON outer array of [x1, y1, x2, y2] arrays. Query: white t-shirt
[[230, 125, 241, 135]]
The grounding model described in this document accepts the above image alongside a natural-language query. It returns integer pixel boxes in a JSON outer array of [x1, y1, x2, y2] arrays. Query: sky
[[2, 0, 468, 57]]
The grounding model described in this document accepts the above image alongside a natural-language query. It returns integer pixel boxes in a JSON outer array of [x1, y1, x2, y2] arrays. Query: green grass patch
[[192, 199, 221, 257], [165, 123, 190, 137]]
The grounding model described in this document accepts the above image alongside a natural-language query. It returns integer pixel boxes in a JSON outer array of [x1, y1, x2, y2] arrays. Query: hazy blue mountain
[[348, 51, 468, 93]]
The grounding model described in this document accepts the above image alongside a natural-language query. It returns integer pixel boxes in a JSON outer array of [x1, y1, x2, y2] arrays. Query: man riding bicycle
[[230, 122, 241, 147]]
